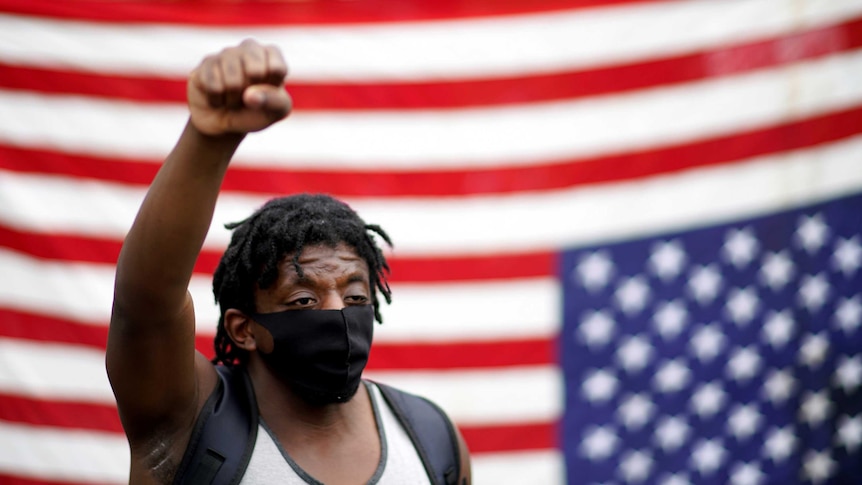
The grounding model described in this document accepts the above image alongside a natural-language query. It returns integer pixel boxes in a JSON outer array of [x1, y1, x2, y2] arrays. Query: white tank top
[[239, 382, 431, 484]]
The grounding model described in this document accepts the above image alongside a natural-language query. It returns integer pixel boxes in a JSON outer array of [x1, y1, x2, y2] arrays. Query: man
[[106, 39, 471, 485]]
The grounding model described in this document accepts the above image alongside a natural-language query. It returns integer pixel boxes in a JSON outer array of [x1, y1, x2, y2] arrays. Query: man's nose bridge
[[320, 291, 344, 310]]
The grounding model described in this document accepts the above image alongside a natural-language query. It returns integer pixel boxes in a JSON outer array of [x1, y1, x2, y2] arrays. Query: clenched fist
[[187, 39, 292, 136]]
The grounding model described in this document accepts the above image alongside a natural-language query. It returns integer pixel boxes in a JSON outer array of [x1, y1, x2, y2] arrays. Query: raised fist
[[187, 39, 292, 136]]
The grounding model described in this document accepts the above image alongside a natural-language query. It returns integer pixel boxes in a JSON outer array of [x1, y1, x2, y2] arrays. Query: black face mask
[[250, 305, 374, 406]]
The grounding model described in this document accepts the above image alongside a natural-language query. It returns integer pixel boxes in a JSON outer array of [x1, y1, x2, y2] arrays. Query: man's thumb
[[243, 85, 292, 116]]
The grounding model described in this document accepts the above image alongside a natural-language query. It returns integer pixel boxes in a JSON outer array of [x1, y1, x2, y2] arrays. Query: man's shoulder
[[369, 380, 462, 485], [170, 364, 258, 485]]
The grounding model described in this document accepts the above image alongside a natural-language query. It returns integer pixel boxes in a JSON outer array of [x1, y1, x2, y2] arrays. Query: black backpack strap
[[373, 382, 461, 485], [172, 366, 258, 485]]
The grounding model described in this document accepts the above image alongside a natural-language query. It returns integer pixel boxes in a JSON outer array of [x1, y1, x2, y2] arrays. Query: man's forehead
[[278, 243, 368, 275]]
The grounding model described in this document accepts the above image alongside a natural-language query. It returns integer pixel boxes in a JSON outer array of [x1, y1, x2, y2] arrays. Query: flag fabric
[[561, 193, 862, 484], [1, 1, 861, 484]]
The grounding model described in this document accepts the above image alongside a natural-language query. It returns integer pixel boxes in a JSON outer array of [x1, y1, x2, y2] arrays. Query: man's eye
[[291, 297, 315, 306], [346, 295, 369, 303]]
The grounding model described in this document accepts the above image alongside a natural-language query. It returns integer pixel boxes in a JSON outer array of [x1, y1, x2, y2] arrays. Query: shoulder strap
[[172, 365, 258, 485], [374, 382, 461, 485]]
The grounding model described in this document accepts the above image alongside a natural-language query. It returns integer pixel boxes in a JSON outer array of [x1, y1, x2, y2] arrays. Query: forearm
[[113, 120, 244, 318]]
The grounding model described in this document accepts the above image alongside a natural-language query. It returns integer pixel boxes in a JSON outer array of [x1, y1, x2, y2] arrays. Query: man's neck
[[246, 360, 373, 439]]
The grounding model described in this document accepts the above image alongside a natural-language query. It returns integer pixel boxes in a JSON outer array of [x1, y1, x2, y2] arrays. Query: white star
[[800, 391, 833, 426], [690, 382, 727, 417], [577, 250, 616, 292], [650, 240, 687, 281], [619, 450, 653, 483], [654, 415, 690, 451], [802, 450, 835, 484], [687, 264, 723, 305], [653, 300, 689, 340], [617, 335, 654, 374], [723, 227, 760, 269], [798, 332, 829, 369], [726, 346, 762, 382], [615, 276, 651, 316], [832, 236, 862, 276], [581, 425, 619, 461], [725, 287, 760, 326], [762, 369, 796, 404], [579, 310, 616, 349], [690, 439, 726, 475], [658, 473, 691, 485], [729, 462, 765, 485], [797, 273, 830, 313], [761, 310, 794, 349], [727, 404, 763, 441], [795, 213, 830, 254], [759, 251, 795, 291], [689, 323, 726, 362], [834, 355, 862, 392], [582, 369, 619, 403], [618, 393, 656, 430], [837, 415, 862, 452], [835, 296, 862, 333], [762, 426, 796, 463], [654, 359, 691, 394]]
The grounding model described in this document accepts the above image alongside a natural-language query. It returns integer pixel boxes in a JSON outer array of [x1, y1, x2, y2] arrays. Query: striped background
[[1, 1, 862, 484]]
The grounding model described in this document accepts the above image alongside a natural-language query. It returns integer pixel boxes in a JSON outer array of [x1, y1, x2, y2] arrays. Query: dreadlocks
[[211, 193, 392, 367]]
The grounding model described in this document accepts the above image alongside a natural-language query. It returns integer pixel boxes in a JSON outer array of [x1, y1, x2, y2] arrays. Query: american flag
[[1, 1, 861, 484]]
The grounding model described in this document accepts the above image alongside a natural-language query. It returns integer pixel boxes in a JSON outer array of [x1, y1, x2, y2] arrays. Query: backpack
[[173, 366, 462, 485]]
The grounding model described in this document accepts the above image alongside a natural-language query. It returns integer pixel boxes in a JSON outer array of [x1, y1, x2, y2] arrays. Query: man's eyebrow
[[345, 273, 369, 284]]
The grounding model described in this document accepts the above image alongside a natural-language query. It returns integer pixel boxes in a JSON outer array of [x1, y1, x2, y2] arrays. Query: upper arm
[[105, 123, 236, 444], [106, 289, 216, 444]]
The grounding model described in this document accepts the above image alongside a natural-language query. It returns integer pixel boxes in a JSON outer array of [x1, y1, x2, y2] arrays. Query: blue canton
[[560, 192, 862, 485]]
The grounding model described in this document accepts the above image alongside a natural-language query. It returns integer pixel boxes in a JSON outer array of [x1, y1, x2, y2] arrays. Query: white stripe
[[0, 248, 559, 341], [0, 0, 859, 80], [0, 170, 147, 238], [0, 337, 559, 424], [0, 249, 119, 325], [366, 366, 562, 424], [2, 134, 862, 256], [379, 278, 560, 342], [0, 338, 115, 403], [2, 50, 862, 167], [0, 421, 129, 484], [0, 419, 560, 485], [472, 450, 564, 485]]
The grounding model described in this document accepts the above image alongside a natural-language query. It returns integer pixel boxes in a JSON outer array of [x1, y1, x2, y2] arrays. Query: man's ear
[[224, 309, 260, 352]]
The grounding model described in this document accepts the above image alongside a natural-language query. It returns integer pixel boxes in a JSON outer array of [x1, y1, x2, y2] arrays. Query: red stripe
[[460, 421, 558, 453], [2, 18, 858, 109], [0, 474, 117, 485], [0, 0, 653, 25], [0, 225, 124, 272], [0, 309, 108, 350], [2, 103, 861, 200], [369, 337, 556, 370], [0, 393, 123, 434], [0, 390, 554, 454], [0, 224, 556, 282], [0, 308, 557, 369]]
